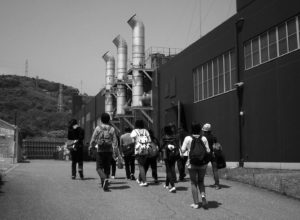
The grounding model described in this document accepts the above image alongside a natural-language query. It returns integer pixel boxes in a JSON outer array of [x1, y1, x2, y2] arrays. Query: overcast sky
[[0, 0, 236, 96]]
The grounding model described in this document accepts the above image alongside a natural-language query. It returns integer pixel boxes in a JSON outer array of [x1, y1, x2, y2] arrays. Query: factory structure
[[73, 0, 300, 169]]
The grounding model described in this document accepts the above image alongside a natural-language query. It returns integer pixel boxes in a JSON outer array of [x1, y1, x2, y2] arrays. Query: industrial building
[[73, 0, 300, 169]]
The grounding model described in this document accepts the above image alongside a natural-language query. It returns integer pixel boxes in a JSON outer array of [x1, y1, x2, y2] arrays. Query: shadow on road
[[176, 186, 188, 191], [207, 184, 231, 189], [205, 201, 222, 209], [109, 185, 130, 190], [109, 181, 127, 185], [0, 180, 5, 195], [81, 177, 97, 181]]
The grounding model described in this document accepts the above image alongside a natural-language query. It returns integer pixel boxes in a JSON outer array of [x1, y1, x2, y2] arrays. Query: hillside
[[0, 75, 79, 138]]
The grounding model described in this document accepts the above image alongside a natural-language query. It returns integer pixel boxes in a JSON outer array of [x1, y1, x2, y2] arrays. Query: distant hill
[[0, 75, 80, 139]]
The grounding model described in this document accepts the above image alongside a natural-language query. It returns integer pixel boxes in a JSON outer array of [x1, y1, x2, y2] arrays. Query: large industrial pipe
[[128, 14, 145, 107], [102, 51, 115, 119], [113, 35, 127, 115], [103, 51, 115, 91]]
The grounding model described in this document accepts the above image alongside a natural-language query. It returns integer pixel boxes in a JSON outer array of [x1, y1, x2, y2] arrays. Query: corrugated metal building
[[73, 0, 300, 169], [156, 0, 300, 169]]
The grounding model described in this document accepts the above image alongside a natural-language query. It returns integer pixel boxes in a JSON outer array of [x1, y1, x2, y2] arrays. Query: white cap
[[202, 123, 211, 132]]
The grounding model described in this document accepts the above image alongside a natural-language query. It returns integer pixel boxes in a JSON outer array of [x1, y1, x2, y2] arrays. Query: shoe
[[140, 182, 148, 187], [169, 187, 176, 193], [111, 176, 115, 179], [202, 197, 208, 209], [153, 179, 159, 184], [163, 184, 170, 189], [190, 203, 199, 209], [102, 179, 109, 191], [136, 179, 141, 184], [71, 176, 76, 180], [215, 185, 220, 190], [130, 174, 136, 180]]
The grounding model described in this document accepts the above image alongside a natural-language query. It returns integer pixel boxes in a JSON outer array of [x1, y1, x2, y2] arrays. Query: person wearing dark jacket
[[144, 129, 159, 183], [89, 113, 118, 191], [202, 123, 220, 189], [67, 119, 85, 180], [161, 125, 180, 193]]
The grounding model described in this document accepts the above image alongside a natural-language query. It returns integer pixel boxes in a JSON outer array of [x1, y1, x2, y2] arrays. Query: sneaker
[[136, 179, 141, 184], [202, 197, 208, 209], [103, 179, 109, 191], [169, 187, 176, 193], [111, 176, 115, 179], [140, 182, 148, 187], [190, 203, 199, 209], [153, 179, 159, 184], [71, 176, 76, 180], [163, 184, 170, 189], [215, 185, 220, 190]]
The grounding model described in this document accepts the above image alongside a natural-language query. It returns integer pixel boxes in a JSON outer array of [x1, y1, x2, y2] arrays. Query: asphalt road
[[0, 160, 299, 220]]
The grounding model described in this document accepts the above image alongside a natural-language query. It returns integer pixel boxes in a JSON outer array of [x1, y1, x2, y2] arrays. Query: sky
[[0, 0, 236, 96]]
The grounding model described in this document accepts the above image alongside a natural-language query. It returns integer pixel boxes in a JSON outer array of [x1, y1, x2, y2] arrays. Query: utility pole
[[25, 59, 28, 77], [57, 84, 63, 112]]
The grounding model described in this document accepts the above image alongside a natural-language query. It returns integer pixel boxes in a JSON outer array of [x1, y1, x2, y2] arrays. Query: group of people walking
[[67, 113, 223, 209]]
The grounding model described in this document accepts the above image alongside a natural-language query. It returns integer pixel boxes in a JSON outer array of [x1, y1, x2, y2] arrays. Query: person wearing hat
[[202, 123, 220, 190], [67, 119, 85, 180]]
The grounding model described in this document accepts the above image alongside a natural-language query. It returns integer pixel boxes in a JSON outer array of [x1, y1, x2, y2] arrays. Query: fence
[[23, 139, 66, 159]]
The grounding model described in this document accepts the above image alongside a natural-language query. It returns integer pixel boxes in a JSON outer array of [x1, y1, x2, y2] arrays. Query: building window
[[260, 32, 269, 63], [193, 70, 198, 102], [203, 64, 208, 99], [218, 55, 224, 94], [287, 18, 298, 52], [207, 62, 213, 97], [198, 68, 203, 101], [213, 58, 219, 95], [244, 14, 300, 70], [244, 41, 252, 69], [269, 28, 278, 59], [193, 50, 236, 102], [252, 37, 260, 66], [278, 23, 288, 55], [224, 53, 231, 91]]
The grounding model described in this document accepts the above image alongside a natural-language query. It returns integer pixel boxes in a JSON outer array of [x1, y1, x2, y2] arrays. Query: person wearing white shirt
[[181, 123, 210, 209]]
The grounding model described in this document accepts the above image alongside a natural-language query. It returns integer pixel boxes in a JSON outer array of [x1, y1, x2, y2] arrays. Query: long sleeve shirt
[[90, 123, 118, 152]]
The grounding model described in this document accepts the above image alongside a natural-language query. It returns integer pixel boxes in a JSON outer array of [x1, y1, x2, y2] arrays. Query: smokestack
[[102, 51, 115, 119], [103, 51, 115, 91], [128, 14, 145, 107], [113, 35, 128, 115]]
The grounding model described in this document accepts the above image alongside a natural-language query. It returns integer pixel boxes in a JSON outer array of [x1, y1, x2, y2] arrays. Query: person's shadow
[[205, 201, 222, 209], [109, 185, 130, 190], [81, 177, 97, 181]]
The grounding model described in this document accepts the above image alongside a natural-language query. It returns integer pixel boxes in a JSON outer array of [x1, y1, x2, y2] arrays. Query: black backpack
[[189, 136, 209, 166], [163, 137, 180, 161]]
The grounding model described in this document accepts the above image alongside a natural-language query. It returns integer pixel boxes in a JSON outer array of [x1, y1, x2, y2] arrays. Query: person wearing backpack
[[144, 129, 159, 184], [181, 122, 210, 209], [130, 119, 151, 187], [161, 125, 180, 193], [202, 123, 220, 190], [67, 119, 85, 180], [120, 127, 136, 180], [89, 113, 118, 191]]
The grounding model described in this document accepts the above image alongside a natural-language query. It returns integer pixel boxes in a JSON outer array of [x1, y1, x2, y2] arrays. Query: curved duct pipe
[[102, 51, 115, 91], [112, 35, 128, 81], [128, 14, 145, 106], [113, 35, 127, 115], [102, 51, 115, 119]]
